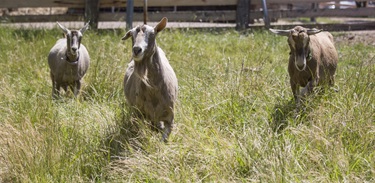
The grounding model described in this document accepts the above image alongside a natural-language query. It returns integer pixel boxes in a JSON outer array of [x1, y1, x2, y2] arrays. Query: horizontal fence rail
[[1, 0, 351, 8], [0, 0, 374, 30]]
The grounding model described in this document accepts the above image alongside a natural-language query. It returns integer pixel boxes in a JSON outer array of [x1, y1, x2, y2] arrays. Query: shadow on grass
[[103, 104, 160, 160], [270, 98, 296, 133], [270, 97, 317, 133], [270, 88, 334, 133]]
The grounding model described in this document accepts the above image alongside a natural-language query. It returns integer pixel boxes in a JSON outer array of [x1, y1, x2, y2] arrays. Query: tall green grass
[[0, 26, 373, 182]]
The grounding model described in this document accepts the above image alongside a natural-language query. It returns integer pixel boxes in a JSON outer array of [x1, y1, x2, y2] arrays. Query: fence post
[[311, 3, 317, 22], [85, 0, 99, 29], [144, 0, 148, 24], [236, 0, 250, 30], [126, 0, 134, 29], [261, 0, 270, 29]]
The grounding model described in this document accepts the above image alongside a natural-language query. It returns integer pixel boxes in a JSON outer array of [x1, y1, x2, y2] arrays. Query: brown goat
[[270, 26, 338, 105], [122, 17, 178, 142]]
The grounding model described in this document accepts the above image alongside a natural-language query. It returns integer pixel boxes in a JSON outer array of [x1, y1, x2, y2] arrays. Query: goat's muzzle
[[71, 47, 78, 52], [295, 55, 307, 71], [132, 46, 144, 61]]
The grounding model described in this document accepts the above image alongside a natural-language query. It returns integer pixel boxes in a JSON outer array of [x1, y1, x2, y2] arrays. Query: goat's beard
[[70, 51, 78, 56], [133, 54, 144, 62]]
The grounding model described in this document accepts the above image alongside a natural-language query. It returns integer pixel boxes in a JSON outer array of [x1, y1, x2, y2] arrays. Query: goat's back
[[310, 32, 338, 77]]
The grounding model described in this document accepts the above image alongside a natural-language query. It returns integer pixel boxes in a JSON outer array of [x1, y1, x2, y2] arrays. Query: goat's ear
[[121, 30, 132, 40], [57, 22, 69, 35], [307, 28, 322, 35], [80, 21, 90, 34], [269, 28, 291, 36], [154, 17, 168, 33]]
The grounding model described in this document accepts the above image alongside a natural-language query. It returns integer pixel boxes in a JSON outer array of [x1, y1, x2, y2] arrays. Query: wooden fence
[[1, 0, 374, 30]]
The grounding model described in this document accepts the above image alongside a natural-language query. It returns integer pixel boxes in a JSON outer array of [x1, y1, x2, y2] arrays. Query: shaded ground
[[334, 30, 375, 46]]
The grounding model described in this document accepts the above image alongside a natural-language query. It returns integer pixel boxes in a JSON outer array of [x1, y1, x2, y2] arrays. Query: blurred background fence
[[0, 0, 374, 30]]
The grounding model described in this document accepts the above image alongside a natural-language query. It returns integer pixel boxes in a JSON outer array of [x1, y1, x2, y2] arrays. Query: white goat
[[48, 22, 90, 99], [270, 26, 338, 105], [122, 17, 178, 142]]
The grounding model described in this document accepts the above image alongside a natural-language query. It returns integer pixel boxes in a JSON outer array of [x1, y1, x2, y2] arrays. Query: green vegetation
[[0, 26, 374, 182]]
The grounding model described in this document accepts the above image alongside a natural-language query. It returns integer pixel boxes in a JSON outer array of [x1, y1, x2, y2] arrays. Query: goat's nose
[[72, 47, 78, 52], [133, 46, 142, 56]]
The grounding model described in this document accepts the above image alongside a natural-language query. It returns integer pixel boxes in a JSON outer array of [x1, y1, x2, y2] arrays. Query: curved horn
[[269, 28, 292, 36], [56, 22, 69, 34], [306, 28, 322, 35], [80, 21, 90, 34]]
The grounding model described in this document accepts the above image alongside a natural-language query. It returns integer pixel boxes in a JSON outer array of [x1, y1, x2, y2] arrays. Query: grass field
[[0, 25, 374, 182]]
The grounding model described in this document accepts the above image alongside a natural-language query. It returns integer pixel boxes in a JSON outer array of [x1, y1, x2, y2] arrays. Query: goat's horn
[[306, 28, 322, 35], [56, 22, 69, 34], [269, 28, 291, 36], [80, 21, 90, 34]]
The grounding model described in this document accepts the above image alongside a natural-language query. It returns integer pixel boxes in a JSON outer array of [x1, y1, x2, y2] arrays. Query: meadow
[[0, 25, 374, 182]]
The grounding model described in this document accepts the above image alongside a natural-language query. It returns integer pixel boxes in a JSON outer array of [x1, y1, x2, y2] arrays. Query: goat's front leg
[[160, 121, 172, 143], [290, 79, 300, 105], [304, 76, 319, 96], [51, 72, 60, 99], [72, 80, 81, 97], [52, 83, 61, 99], [159, 113, 174, 143]]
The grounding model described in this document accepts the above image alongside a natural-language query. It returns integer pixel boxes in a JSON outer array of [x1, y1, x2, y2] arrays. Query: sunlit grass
[[0, 26, 374, 182]]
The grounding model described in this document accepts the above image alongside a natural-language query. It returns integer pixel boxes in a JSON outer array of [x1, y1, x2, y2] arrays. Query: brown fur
[[271, 26, 338, 104]]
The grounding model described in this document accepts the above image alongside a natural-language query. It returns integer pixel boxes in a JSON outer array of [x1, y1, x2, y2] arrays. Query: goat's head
[[122, 17, 168, 62], [57, 21, 90, 56], [270, 26, 322, 71]]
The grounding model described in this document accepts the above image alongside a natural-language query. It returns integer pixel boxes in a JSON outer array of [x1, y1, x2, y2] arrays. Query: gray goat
[[48, 22, 90, 99], [122, 17, 178, 142], [270, 26, 338, 105]]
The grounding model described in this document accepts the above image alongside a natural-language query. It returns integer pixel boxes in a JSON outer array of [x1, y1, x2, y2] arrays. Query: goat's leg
[[54, 83, 62, 99], [160, 114, 174, 143], [329, 75, 335, 87], [290, 79, 300, 104], [62, 84, 68, 92], [160, 121, 172, 143], [305, 76, 319, 95], [51, 72, 61, 99], [72, 80, 81, 97]]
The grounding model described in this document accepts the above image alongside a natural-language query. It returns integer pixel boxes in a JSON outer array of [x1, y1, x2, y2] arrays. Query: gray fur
[[48, 22, 90, 99], [270, 26, 338, 105], [122, 17, 178, 142]]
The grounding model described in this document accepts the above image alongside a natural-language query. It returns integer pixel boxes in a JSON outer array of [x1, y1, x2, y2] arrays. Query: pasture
[[0, 25, 374, 182]]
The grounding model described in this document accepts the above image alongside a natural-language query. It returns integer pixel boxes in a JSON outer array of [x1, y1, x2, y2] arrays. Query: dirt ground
[[334, 30, 375, 46]]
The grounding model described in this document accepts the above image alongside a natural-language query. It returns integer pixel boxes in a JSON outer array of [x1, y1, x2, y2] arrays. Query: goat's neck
[[148, 46, 162, 76], [65, 49, 79, 63], [306, 42, 313, 61], [65, 38, 79, 63], [139, 45, 160, 68], [134, 45, 161, 84]]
